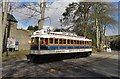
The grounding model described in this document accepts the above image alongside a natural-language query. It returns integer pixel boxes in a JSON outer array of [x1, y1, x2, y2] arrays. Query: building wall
[[9, 22, 32, 50]]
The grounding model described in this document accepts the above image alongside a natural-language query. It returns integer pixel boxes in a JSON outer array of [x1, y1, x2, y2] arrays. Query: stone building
[[3, 13, 32, 51]]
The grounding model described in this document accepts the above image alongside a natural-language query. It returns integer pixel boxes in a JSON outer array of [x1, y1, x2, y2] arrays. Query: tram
[[26, 29, 92, 61]]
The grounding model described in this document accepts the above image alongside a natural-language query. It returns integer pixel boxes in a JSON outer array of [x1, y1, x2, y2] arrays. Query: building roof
[[3, 12, 18, 23]]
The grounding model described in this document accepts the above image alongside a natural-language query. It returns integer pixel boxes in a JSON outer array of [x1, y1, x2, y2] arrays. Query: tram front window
[[31, 37, 39, 50]]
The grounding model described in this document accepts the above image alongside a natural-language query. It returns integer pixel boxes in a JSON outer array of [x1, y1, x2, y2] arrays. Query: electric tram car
[[26, 29, 92, 61]]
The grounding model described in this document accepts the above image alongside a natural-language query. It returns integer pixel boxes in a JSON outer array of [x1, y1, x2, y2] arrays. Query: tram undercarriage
[[26, 51, 91, 63]]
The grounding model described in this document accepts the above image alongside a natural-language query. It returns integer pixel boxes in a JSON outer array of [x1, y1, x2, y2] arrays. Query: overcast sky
[[10, 0, 119, 36]]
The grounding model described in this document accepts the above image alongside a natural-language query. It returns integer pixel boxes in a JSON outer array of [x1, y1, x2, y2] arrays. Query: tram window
[[59, 39, 62, 44], [67, 40, 70, 44], [45, 38, 48, 44], [86, 41, 88, 44], [84, 41, 86, 44], [74, 40, 76, 44], [50, 38, 53, 44], [79, 41, 81, 44], [63, 39, 66, 44], [31, 38, 34, 44], [89, 41, 91, 45], [81, 41, 84, 44], [40, 38, 44, 44], [55, 39, 58, 44], [77, 40, 79, 44], [36, 37, 39, 44], [87, 41, 89, 45], [71, 40, 73, 44], [85, 41, 86, 44]]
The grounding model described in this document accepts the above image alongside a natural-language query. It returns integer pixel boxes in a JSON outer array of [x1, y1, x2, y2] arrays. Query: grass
[[2, 50, 29, 61]]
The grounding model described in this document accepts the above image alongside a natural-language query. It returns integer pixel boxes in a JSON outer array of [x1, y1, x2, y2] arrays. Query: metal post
[[38, 37, 40, 53]]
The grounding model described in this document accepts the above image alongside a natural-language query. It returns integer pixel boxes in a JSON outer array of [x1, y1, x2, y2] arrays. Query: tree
[[62, 2, 117, 51], [34, 25, 38, 31], [27, 25, 38, 31], [2, 0, 8, 56], [62, 2, 94, 37], [92, 2, 117, 51], [27, 26, 34, 30], [0, 1, 3, 58], [38, 0, 46, 30]]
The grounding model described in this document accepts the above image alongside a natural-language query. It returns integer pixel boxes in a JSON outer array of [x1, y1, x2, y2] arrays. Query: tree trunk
[[38, 0, 46, 30], [2, 0, 8, 56], [84, 23, 87, 38], [0, 1, 3, 65], [96, 18, 100, 51], [101, 25, 106, 51], [84, 13, 88, 38]]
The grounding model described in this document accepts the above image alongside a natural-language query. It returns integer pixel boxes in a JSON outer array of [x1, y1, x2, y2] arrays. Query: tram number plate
[[55, 50, 63, 53]]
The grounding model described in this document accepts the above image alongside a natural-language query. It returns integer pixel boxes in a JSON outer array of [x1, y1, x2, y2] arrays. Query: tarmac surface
[[2, 51, 119, 78]]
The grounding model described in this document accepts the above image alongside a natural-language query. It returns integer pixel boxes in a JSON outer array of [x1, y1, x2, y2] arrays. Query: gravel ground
[[2, 51, 119, 78]]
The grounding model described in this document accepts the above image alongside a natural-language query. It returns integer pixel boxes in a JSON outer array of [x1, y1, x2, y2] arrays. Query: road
[[2, 51, 119, 78]]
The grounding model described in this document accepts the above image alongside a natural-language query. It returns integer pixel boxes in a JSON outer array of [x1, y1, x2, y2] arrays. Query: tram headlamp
[[28, 40, 31, 44]]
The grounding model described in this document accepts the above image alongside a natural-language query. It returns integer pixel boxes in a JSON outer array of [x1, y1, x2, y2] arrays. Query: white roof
[[31, 30, 92, 41], [31, 34, 92, 41]]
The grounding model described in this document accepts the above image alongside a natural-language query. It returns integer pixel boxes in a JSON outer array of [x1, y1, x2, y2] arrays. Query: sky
[[8, 0, 120, 36]]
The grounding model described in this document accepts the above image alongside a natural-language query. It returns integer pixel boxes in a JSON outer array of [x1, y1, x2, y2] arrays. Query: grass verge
[[2, 50, 29, 61]]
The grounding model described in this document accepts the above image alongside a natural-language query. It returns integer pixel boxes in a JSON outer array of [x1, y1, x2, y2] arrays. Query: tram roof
[[31, 34, 92, 41], [31, 30, 92, 41]]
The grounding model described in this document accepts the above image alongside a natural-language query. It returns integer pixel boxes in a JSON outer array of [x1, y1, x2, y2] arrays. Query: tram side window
[[50, 38, 53, 44], [80, 41, 81, 45], [63, 39, 66, 44], [71, 40, 73, 44], [36, 37, 39, 44], [40, 38, 44, 44], [88, 41, 91, 45], [59, 39, 62, 44], [67, 40, 70, 44], [77, 40, 79, 44], [74, 40, 76, 44], [81, 41, 84, 45], [86, 41, 88, 45], [87, 41, 89, 45], [55, 39, 58, 44], [84, 41, 86, 45], [44, 38, 48, 44]]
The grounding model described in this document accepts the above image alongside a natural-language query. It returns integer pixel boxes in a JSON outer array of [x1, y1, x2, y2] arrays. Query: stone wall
[[9, 22, 32, 50]]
